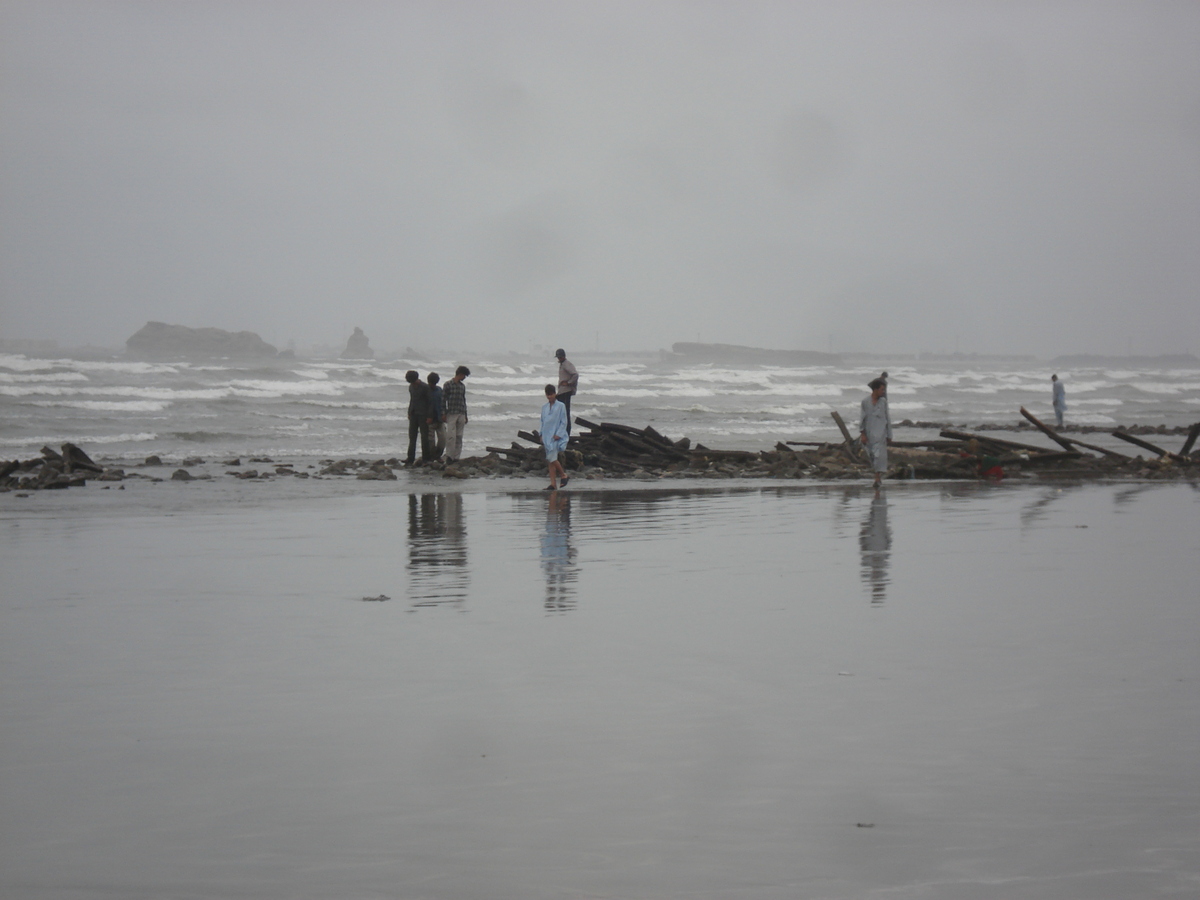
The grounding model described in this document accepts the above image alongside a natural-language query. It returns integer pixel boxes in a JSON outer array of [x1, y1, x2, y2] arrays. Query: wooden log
[[830, 411, 860, 459], [1019, 406, 1086, 453], [939, 429, 1071, 456], [485, 446, 538, 458], [573, 416, 603, 432], [642, 425, 672, 446], [1020, 451, 1094, 465], [1111, 430, 1188, 463], [1054, 435, 1130, 461], [602, 429, 689, 461], [1181, 422, 1200, 457], [590, 453, 639, 471], [688, 448, 759, 461], [0, 460, 19, 480], [61, 442, 104, 472], [40, 445, 64, 462], [517, 430, 541, 445]]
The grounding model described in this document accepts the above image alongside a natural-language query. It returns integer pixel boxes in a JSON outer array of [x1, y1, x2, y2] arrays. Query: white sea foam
[[30, 400, 171, 412], [589, 387, 717, 398], [0, 371, 89, 383], [70, 360, 181, 375], [226, 379, 348, 396], [1132, 381, 1200, 394], [468, 375, 548, 387], [303, 400, 406, 410], [0, 432, 159, 448], [0, 355, 178, 375], [1, 385, 227, 400]]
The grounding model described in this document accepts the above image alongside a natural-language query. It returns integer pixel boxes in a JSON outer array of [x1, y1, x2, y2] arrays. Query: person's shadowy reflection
[[407, 493, 468, 607], [1019, 484, 1080, 530], [859, 489, 891, 605], [541, 491, 578, 613]]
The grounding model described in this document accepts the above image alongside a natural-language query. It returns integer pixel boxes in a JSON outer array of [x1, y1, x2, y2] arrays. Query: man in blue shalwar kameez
[[540, 385, 570, 490]]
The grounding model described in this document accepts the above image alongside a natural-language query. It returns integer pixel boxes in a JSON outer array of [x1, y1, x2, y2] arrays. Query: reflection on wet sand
[[540, 491, 578, 612], [406, 493, 468, 607], [1019, 484, 1080, 529], [859, 489, 891, 605]]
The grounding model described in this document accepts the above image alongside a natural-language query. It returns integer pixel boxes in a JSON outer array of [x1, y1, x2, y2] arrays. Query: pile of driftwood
[[461, 409, 1200, 482]]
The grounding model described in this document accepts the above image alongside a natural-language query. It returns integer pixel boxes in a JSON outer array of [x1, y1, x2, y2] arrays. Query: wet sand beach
[[2, 481, 1198, 899]]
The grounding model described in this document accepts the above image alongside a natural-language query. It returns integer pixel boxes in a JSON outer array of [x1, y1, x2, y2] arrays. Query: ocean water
[[2, 482, 1197, 898], [2, 351, 1198, 462]]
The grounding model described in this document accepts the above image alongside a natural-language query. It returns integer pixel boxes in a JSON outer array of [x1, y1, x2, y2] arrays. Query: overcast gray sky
[[1, 1, 1197, 357]]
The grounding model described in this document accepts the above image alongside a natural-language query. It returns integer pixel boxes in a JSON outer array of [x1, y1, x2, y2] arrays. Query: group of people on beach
[[405, 352, 1069, 489], [403, 366, 470, 466], [404, 348, 580, 489]]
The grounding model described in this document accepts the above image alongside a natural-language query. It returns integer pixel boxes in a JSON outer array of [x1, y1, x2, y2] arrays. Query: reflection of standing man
[[541, 491, 578, 612], [442, 366, 470, 462], [859, 490, 892, 605], [1051, 374, 1067, 429], [555, 348, 578, 434], [859, 377, 892, 487], [406, 493, 468, 607]]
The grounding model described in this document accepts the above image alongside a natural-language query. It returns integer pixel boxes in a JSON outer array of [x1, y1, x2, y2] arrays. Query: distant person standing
[[404, 370, 433, 466], [427, 372, 446, 460], [540, 384, 570, 490], [442, 366, 470, 462], [555, 348, 579, 434], [1051, 374, 1067, 428], [859, 376, 892, 488]]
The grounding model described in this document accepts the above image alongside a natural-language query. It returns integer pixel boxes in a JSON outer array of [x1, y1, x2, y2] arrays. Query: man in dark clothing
[[405, 370, 434, 465]]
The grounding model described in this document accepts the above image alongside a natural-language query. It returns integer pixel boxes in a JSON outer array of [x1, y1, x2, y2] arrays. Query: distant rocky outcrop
[[340, 327, 374, 359], [666, 342, 841, 366], [125, 322, 278, 359]]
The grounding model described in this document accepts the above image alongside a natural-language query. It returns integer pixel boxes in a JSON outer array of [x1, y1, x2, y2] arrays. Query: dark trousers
[[559, 392, 572, 433], [407, 417, 431, 463]]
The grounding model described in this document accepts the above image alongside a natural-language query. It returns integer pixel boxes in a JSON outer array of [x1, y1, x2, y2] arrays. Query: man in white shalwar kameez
[[859, 377, 892, 487], [1051, 374, 1066, 428]]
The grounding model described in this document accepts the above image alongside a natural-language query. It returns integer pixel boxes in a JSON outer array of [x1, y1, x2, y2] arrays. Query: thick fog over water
[[1, 1, 1198, 357]]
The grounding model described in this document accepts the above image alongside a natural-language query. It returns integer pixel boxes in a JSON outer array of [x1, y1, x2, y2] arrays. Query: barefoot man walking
[[540, 384, 570, 490], [859, 376, 892, 488]]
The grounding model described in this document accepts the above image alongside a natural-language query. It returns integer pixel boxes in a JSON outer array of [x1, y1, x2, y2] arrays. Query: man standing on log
[[555, 348, 578, 434], [404, 370, 434, 466], [1051, 374, 1067, 428], [859, 377, 892, 487], [442, 366, 470, 462], [541, 384, 570, 490]]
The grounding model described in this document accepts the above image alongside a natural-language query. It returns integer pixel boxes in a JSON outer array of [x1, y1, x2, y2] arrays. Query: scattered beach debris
[[2, 413, 1197, 495], [361, 594, 390, 602]]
